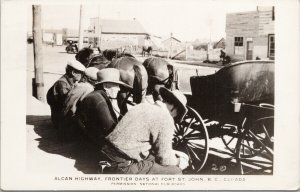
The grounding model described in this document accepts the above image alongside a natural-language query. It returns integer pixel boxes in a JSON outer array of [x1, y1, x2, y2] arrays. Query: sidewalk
[[26, 96, 100, 174]]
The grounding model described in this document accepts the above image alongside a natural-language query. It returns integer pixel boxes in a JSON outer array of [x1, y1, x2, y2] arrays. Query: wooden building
[[161, 36, 182, 54], [225, 7, 275, 61], [88, 18, 149, 49], [213, 38, 226, 49]]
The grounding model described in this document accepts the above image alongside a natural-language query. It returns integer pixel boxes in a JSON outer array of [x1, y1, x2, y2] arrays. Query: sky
[[27, 0, 274, 42]]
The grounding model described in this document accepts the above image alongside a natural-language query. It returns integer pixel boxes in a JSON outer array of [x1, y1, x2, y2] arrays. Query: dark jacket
[[47, 74, 74, 128], [77, 90, 118, 146]]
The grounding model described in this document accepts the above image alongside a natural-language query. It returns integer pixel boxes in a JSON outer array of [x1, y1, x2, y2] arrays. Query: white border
[[1, 0, 299, 190]]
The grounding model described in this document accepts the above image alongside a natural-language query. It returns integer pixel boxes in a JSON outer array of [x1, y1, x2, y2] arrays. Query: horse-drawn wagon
[[171, 60, 274, 175], [76, 47, 274, 175]]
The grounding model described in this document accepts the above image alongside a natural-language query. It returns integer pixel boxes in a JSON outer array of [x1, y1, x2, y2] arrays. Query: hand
[[174, 150, 189, 161], [174, 150, 189, 170], [177, 157, 189, 170]]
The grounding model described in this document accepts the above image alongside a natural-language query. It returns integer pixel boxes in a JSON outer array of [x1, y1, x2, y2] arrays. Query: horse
[[75, 47, 148, 116], [108, 57, 148, 114], [142, 57, 174, 101], [142, 46, 152, 57], [103, 49, 135, 61]]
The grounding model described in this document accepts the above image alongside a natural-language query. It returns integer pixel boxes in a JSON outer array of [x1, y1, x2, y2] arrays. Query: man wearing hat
[[58, 67, 100, 141], [100, 87, 189, 174], [47, 59, 86, 131], [63, 67, 99, 117], [77, 68, 131, 148]]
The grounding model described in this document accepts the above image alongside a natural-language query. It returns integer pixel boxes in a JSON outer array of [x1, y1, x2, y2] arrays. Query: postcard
[[1, 0, 299, 190]]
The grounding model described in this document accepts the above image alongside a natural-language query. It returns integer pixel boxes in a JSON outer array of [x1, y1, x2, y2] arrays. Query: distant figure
[[220, 49, 226, 62], [219, 49, 231, 65], [142, 36, 152, 57]]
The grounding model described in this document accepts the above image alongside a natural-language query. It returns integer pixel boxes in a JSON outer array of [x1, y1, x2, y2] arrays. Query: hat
[[159, 87, 188, 123], [84, 67, 99, 81], [95, 68, 132, 89], [67, 59, 86, 72]]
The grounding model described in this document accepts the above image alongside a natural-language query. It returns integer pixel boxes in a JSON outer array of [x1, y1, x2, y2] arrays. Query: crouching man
[[101, 87, 189, 174], [47, 59, 85, 130], [77, 68, 131, 148]]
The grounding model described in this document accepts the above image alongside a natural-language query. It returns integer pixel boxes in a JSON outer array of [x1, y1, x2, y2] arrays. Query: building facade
[[88, 18, 149, 49], [225, 7, 275, 61], [161, 36, 182, 54]]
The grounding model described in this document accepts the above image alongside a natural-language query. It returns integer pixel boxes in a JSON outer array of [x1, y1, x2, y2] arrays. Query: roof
[[92, 18, 148, 35], [65, 29, 97, 38], [162, 36, 181, 43], [214, 37, 225, 49]]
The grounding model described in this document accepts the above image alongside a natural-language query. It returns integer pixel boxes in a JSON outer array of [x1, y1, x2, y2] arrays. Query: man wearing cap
[[47, 59, 86, 131], [77, 68, 131, 148], [63, 67, 99, 117], [55, 67, 99, 141], [101, 87, 189, 174]]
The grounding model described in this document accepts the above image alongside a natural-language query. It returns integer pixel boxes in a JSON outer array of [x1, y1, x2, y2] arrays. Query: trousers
[[101, 142, 182, 175]]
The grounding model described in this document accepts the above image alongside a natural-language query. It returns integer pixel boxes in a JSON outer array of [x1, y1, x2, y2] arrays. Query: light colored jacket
[[63, 82, 94, 116], [106, 102, 178, 166]]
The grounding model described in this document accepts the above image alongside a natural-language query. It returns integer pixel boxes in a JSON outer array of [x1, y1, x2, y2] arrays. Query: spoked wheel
[[221, 124, 239, 154], [173, 106, 210, 173], [235, 116, 274, 175]]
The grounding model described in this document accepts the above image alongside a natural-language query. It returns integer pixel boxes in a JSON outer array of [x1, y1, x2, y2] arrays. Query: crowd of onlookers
[[46, 58, 190, 174]]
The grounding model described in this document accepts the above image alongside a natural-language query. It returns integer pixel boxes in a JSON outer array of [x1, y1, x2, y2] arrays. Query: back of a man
[[47, 74, 74, 129], [106, 102, 177, 166], [78, 89, 118, 147]]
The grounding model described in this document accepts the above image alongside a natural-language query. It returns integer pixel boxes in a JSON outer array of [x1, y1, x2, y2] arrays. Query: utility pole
[[97, 5, 101, 49], [185, 42, 188, 61], [32, 5, 44, 102], [168, 33, 173, 59], [78, 5, 84, 50]]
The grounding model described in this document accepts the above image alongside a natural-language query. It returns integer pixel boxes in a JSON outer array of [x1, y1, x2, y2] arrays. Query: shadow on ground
[[26, 115, 266, 175], [26, 115, 101, 174]]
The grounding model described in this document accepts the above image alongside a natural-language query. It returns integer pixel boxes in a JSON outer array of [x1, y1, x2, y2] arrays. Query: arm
[[54, 81, 71, 108], [93, 99, 117, 141], [152, 112, 178, 166]]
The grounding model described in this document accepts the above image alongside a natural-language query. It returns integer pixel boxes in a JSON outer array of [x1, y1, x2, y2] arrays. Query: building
[[213, 38, 226, 49], [161, 36, 182, 55], [88, 18, 149, 49], [62, 28, 93, 45], [225, 6, 275, 61]]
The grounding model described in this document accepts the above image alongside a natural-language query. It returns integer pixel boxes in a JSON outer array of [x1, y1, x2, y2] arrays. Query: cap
[[67, 59, 86, 72]]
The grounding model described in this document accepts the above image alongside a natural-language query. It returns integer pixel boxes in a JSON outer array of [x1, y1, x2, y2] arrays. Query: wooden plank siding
[[225, 8, 274, 61]]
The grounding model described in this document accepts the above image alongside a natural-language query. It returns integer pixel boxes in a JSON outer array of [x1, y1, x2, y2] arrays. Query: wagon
[[172, 60, 274, 175], [65, 40, 79, 54]]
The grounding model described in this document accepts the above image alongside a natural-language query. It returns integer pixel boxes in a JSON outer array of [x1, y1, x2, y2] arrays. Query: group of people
[[47, 58, 190, 174]]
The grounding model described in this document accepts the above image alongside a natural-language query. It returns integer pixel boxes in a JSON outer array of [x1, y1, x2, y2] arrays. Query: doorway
[[246, 41, 253, 60]]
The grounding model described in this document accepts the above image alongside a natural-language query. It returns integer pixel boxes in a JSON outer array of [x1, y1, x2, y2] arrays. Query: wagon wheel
[[235, 116, 274, 175], [173, 106, 209, 173], [221, 124, 239, 154]]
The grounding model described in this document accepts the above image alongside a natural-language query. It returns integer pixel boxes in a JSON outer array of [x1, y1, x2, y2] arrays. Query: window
[[234, 37, 244, 55], [234, 37, 244, 46], [268, 34, 275, 59]]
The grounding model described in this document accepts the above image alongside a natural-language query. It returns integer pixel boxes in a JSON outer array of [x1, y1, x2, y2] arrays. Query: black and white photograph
[[1, 0, 299, 190]]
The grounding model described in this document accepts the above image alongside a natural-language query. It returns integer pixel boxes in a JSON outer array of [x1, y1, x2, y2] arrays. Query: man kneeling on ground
[[100, 87, 189, 174], [47, 59, 85, 131], [77, 68, 131, 148]]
